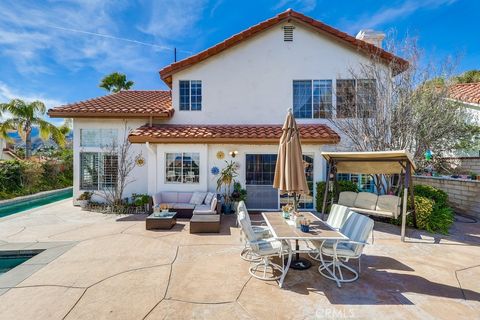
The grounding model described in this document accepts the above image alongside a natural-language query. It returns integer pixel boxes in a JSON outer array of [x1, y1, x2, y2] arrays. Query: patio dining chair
[[238, 211, 289, 281], [316, 212, 374, 284], [308, 204, 352, 261], [237, 202, 271, 262]]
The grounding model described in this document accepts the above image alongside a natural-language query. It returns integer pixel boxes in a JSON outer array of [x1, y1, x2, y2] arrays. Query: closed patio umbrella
[[273, 109, 309, 211], [273, 109, 311, 270]]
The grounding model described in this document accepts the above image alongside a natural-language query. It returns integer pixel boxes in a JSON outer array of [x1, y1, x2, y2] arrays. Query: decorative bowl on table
[[300, 224, 310, 233], [282, 211, 290, 219]]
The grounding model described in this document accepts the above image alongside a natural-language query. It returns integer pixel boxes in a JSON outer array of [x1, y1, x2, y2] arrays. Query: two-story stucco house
[[48, 9, 407, 211]]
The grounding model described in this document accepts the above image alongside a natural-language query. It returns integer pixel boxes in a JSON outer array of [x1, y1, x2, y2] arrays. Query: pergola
[[321, 150, 417, 242]]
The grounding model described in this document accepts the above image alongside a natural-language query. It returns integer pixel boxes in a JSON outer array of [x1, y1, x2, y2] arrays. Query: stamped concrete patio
[[0, 199, 479, 319]]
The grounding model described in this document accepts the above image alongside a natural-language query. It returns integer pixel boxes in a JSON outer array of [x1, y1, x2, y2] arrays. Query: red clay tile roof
[[159, 9, 408, 86], [128, 124, 340, 144], [448, 82, 480, 105], [48, 90, 173, 118]]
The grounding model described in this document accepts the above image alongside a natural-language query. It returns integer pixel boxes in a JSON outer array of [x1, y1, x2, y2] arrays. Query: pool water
[[0, 188, 73, 219], [0, 253, 37, 274]]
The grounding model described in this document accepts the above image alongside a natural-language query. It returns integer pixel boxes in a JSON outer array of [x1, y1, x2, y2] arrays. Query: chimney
[[356, 29, 385, 48]]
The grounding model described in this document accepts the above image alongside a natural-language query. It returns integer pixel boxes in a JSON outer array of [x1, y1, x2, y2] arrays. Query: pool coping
[[0, 187, 73, 207], [0, 241, 77, 296], [0, 198, 73, 222]]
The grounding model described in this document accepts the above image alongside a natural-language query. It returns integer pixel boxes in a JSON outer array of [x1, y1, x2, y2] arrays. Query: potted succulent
[[216, 161, 238, 214], [77, 192, 93, 209]]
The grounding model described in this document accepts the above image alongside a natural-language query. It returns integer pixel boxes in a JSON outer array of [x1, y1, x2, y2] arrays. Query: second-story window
[[293, 80, 332, 119], [179, 80, 202, 111], [336, 79, 377, 118]]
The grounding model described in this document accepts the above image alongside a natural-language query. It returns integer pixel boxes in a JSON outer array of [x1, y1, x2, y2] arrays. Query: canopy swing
[[320, 150, 417, 242]]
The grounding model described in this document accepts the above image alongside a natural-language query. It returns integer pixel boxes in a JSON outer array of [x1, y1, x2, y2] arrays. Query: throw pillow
[[189, 192, 207, 205], [204, 192, 215, 205]]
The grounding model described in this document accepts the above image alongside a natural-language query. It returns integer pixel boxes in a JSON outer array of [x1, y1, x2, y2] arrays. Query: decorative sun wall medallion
[[135, 155, 145, 167], [216, 151, 225, 160], [211, 166, 220, 175]]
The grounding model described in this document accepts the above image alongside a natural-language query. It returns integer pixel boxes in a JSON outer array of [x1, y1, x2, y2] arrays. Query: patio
[[0, 199, 478, 319]]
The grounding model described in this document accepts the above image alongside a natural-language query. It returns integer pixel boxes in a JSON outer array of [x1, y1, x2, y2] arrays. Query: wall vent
[[283, 25, 295, 42]]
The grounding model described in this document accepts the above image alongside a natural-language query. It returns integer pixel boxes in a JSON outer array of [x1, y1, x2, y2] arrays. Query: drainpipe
[[145, 142, 157, 194]]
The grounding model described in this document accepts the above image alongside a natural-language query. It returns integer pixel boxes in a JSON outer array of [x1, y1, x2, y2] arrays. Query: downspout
[[145, 142, 157, 194]]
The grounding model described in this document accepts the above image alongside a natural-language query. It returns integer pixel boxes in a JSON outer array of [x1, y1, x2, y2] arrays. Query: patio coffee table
[[146, 212, 177, 230], [262, 212, 347, 287]]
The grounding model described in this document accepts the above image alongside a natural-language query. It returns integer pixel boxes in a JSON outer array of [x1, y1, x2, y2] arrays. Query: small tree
[[97, 123, 139, 212], [99, 72, 134, 93], [327, 35, 474, 192]]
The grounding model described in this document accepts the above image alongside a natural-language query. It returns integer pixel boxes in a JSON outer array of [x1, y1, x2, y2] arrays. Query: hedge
[[0, 158, 73, 200], [315, 180, 358, 212]]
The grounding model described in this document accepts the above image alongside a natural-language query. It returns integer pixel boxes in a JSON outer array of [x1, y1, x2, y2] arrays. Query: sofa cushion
[[177, 192, 193, 203], [353, 192, 378, 210], [338, 191, 357, 207], [204, 192, 215, 205], [172, 203, 195, 210], [189, 192, 207, 205], [159, 203, 177, 209], [161, 192, 178, 203]]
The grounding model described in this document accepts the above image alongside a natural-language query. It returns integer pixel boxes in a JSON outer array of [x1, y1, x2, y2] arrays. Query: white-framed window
[[80, 152, 118, 190], [179, 80, 202, 111], [293, 80, 332, 119], [165, 152, 200, 184], [336, 79, 377, 118], [80, 129, 118, 147]]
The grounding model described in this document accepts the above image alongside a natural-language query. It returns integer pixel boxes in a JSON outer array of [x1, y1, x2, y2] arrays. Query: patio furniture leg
[[279, 241, 292, 288]]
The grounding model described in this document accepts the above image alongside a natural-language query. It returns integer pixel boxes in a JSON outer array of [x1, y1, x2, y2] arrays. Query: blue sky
[[0, 0, 478, 124]]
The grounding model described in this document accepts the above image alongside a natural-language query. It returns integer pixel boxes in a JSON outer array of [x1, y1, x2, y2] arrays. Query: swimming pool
[[0, 252, 39, 275], [0, 188, 73, 219]]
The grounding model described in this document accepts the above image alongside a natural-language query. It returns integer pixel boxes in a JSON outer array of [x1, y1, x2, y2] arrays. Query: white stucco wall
[[144, 142, 328, 210], [73, 119, 148, 202], [168, 21, 386, 126]]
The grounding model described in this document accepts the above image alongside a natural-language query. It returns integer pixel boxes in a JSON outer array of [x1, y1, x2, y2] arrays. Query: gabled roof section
[[159, 9, 409, 86], [48, 90, 173, 119], [448, 82, 480, 106], [128, 123, 340, 144]]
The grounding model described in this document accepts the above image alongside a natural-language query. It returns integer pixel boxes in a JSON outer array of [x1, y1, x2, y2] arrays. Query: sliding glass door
[[245, 154, 278, 210]]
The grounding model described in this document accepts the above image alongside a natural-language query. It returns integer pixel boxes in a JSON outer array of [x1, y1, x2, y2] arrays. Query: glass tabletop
[[148, 212, 177, 219]]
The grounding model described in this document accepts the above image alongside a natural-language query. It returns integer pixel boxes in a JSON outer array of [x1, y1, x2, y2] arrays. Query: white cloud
[[138, 0, 208, 40], [0, 0, 173, 75], [273, 0, 317, 12], [344, 0, 457, 33], [0, 82, 65, 110]]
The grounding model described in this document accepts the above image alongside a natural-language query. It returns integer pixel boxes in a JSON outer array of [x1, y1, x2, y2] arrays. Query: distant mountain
[[7, 127, 73, 150]]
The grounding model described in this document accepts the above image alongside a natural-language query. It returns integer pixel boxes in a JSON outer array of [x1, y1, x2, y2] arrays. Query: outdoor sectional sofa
[[152, 191, 217, 219]]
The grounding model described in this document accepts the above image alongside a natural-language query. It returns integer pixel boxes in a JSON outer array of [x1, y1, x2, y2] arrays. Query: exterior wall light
[[229, 150, 239, 158]]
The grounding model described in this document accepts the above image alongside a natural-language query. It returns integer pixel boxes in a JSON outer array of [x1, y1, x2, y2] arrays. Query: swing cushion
[[376, 195, 401, 219], [353, 192, 378, 210], [337, 191, 357, 207]]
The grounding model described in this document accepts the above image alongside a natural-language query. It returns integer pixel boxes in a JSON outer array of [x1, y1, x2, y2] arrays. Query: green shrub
[[315, 180, 358, 212], [407, 195, 454, 234], [414, 185, 448, 207]]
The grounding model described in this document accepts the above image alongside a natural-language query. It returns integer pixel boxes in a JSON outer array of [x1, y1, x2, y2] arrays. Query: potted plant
[[132, 193, 151, 214], [216, 160, 238, 214], [231, 181, 247, 212], [77, 192, 93, 209]]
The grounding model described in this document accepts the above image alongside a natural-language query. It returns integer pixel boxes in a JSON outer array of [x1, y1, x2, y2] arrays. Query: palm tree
[[0, 99, 68, 158], [99, 72, 134, 93]]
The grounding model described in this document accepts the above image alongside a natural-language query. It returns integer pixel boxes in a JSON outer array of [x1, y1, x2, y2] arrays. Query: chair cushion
[[353, 192, 378, 210], [338, 192, 357, 207], [252, 226, 271, 240], [253, 238, 283, 255], [349, 207, 394, 218], [321, 241, 357, 258], [376, 195, 400, 218], [161, 192, 178, 203], [326, 204, 352, 229], [203, 192, 215, 205], [189, 192, 207, 205], [177, 192, 193, 203]]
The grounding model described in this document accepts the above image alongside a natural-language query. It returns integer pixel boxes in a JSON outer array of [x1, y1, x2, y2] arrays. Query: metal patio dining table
[[261, 211, 348, 287]]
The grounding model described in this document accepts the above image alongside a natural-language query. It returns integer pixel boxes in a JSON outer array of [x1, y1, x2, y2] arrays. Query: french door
[[245, 154, 278, 210]]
